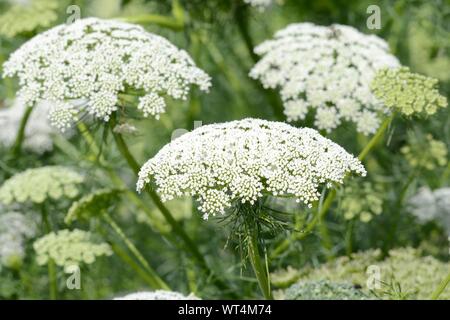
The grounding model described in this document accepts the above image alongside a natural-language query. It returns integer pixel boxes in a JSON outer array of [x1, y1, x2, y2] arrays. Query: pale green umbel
[[0, 166, 84, 205], [33, 229, 112, 268]]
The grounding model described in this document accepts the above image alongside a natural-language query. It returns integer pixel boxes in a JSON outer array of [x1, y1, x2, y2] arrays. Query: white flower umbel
[[250, 23, 400, 135], [137, 118, 366, 220], [0, 99, 55, 154], [114, 290, 200, 300], [3, 17, 211, 132]]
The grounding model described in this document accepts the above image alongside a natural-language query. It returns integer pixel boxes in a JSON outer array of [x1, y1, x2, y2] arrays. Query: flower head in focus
[[408, 187, 450, 236], [137, 118, 366, 220], [0, 166, 84, 205], [3, 17, 211, 132], [0, 99, 57, 154], [114, 290, 200, 300], [250, 23, 399, 135], [371, 67, 448, 116], [0, 211, 36, 269], [33, 229, 112, 268], [0, 0, 59, 38]]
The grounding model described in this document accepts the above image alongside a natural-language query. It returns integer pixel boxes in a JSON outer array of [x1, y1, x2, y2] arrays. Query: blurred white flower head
[[250, 23, 400, 135], [0, 99, 56, 154], [114, 290, 200, 300], [3, 17, 211, 132], [0, 211, 36, 268], [408, 187, 450, 235], [137, 118, 366, 219]]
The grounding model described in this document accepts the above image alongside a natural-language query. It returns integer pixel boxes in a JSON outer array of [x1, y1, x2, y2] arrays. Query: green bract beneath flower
[[0, 0, 59, 38], [0, 211, 36, 269], [371, 67, 448, 116], [33, 229, 112, 268], [250, 23, 399, 135], [137, 118, 366, 219], [2, 17, 211, 132], [0, 166, 84, 205]]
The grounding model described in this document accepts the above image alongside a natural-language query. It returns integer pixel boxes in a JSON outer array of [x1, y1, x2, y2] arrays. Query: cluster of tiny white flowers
[[244, 0, 273, 10], [137, 118, 366, 219], [114, 290, 200, 300], [3, 17, 211, 131], [33, 229, 112, 268], [408, 187, 450, 236], [0, 211, 36, 268], [0, 99, 56, 154], [250, 23, 400, 135]]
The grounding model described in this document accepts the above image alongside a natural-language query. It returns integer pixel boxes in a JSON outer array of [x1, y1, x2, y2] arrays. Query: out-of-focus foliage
[[0, 0, 449, 300]]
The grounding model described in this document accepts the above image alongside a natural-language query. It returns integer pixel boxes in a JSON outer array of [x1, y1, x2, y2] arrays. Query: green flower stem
[[245, 221, 273, 299], [270, 189, 336, 259], [40, 204, 57, 300], [109, 242, 166, 289], [345, 220, 355, 257], [431, 271, 450, 300], [101, 210, 170, 290], [109, 119, 235, 296], [235, 5, 258, 63], [9, 105, 33, 157]]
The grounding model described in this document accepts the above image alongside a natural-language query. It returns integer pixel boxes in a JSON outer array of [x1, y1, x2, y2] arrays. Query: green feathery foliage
[[0, 166, 84, 205]]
